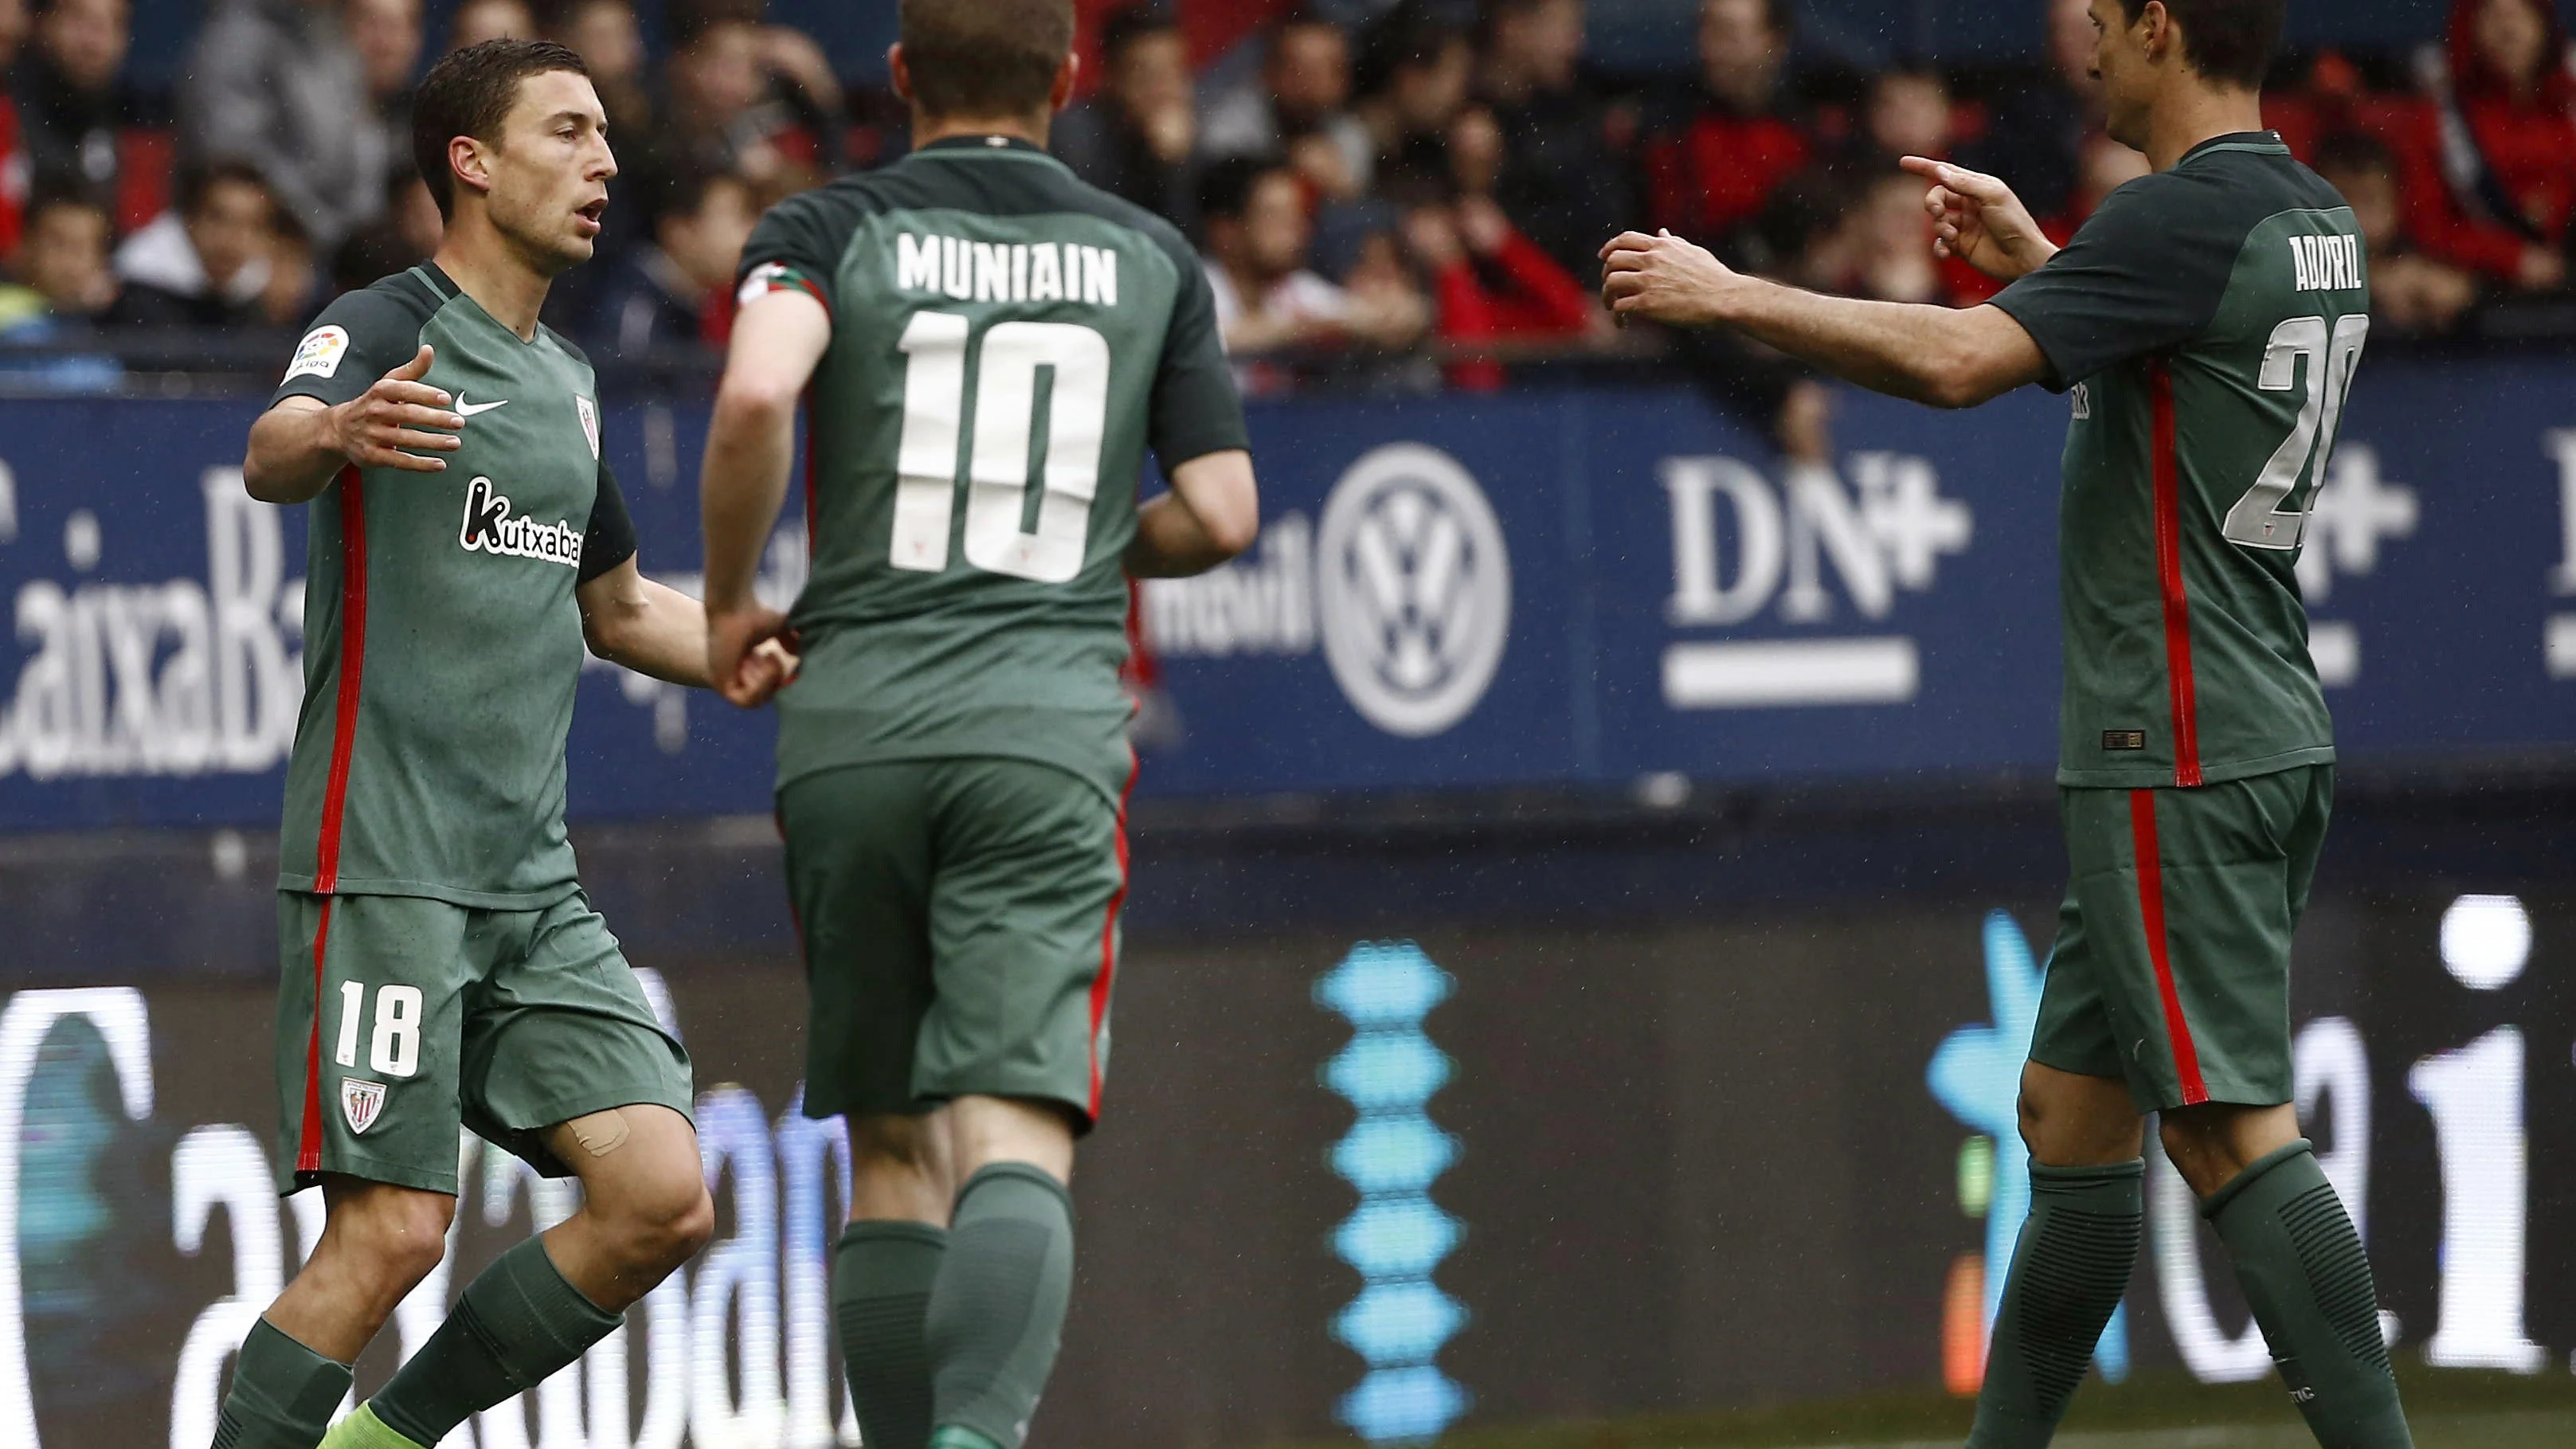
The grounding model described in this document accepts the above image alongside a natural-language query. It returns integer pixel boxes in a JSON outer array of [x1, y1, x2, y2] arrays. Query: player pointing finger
[[1899, 155, 2058, 282]]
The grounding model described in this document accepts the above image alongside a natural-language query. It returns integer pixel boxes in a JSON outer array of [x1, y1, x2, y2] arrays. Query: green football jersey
[[270, 264, 638, 907], [735, 135, 1248, 805], [1992, 132, 2367, 789]]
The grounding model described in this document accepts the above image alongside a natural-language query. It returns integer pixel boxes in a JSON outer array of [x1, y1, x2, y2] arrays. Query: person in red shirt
[[1643, 0, 1809, 249], [0, 0, 23, 257], [2400, 0, 2575, 292]]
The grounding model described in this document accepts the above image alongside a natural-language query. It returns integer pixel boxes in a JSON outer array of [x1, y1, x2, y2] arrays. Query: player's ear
[[448, 134, 495, 205], [1050, 51, 1080, 114], [887, 43, 914, 105]]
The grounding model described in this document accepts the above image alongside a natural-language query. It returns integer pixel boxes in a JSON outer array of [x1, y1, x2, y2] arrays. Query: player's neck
[[2141, 84, 2267, 173], [432, 221, 556, 342], [911, 110, 1052, 151]]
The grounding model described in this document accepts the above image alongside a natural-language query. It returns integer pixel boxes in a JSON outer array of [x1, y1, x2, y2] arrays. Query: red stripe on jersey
[[315, 468, 367, 890], [2129, 789, 2209, 1106], [1088, 754, 1138, 1119], [2148, 362, 2203, 788], [296, 897, 339, 1176]]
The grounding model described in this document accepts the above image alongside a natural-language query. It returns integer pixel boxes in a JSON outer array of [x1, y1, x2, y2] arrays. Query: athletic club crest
[[576, 395, 601, 460], [341, 1078, 388, 1135]]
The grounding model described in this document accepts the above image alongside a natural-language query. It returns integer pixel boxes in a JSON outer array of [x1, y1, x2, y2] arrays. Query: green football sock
[[2206, 1141, 2414, 1449], [926, 1163, 1077, 1449], [1967, 1158, 2144, 1449], [835, 1220, 950, 1449], [211, 1318, 354, 1449], [315, 1404, 425, 1449], [367, 1236, 623, 1447]]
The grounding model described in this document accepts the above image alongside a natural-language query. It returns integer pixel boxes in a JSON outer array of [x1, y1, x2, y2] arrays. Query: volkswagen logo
[[1315, 444, 1512, 738]]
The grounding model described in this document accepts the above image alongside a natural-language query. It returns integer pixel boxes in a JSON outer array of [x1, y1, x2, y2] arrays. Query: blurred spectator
[[581, 163, 752, 354], [182, 0, 388, 252], [1198, 153, 1424, 394], [107, 159, 273, 326], [1643, 0, 1809, 248], [1352, 1, 1473, 186], [1055, 7, 1197, 228], [2316, 129, 2480, 334], [545, 0, 650, 136], [1477, 0, 1637, 279], [330, 163, 437, 291], [0, 186, 112, 331], [10, 0, 132, 215], [257, 198, 316, 324], [2403, 0, 2574, 292], [446, 0, 531, 52], [647, 0, 843, 197], [1830, 169, 1942, 304], [347, 0, 424, 142], [1200, 10, 1373, 202], [1397, 185, 1599, 390], [1859, 62, 1954, 166], [0, 0, 27, 257], [1958, 0, 2100, 219]]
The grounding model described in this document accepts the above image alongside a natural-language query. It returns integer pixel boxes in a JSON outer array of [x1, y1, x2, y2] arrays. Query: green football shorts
[[273, 890, 695, 1196], [2031, 764, 2333, 1113], [778, 758, 1130, 1131]]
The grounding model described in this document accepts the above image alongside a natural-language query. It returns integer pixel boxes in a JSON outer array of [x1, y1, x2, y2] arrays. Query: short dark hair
[[2117, 0, 2284, 90], [1355, 0, 1465, 100], [1196, 153, 1292, 225], [665, 0, 759, 51], [899, 0, 1075, 119], [177, 160, 273, 220], [646, 161, 747, 232], [1099, 5, 1178, 66], [2312, 128, 2394, 180], [412, 38, 591, 219]]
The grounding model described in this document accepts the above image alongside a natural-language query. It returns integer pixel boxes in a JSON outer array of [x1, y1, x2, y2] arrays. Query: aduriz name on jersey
[[895, 232, 1119, 307], [2291, 232, 2364, 292], [458, 476, 584, 569]]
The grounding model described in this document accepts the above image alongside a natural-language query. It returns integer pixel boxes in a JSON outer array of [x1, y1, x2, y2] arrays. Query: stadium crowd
[[0, 0, 2571, 399]]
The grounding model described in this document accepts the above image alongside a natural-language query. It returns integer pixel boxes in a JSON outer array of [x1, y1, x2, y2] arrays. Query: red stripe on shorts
[[296, 898, 339, 1176], [1089, 754, 1139, 1118], [2129, 789, 2209, 1106]]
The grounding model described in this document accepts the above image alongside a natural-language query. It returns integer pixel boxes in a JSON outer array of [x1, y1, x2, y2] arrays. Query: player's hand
[[326, 346, 464, 473], [1599, 229, 1739, 328], [708, 605, 801, 709], [1901, 157, 2056, 283]]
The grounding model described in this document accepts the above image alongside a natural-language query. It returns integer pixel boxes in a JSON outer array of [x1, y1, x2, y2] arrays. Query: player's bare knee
[[327, 1189, 454, 1291], [850, 1112, 942, 1172]]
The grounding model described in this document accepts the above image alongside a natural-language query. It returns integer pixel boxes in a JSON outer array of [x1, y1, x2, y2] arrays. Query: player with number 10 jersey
[[696, 6, 1257, 1449]]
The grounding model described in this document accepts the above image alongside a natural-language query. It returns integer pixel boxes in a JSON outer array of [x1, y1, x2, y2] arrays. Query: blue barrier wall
[[1, 355, 2570, 832]]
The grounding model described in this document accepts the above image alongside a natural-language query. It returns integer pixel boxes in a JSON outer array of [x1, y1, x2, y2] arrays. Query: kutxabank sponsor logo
[[459, 477, 585, 569], [1314, 444, 1512, 738]]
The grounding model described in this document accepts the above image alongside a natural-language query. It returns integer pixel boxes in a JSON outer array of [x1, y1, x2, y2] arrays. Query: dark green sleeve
[[1149, 255, 1251, 470], [736, 186, 867, 314], [270, 286, 433, 409], [1989, 174, 2233, 392], [579, 459, 639, 584]]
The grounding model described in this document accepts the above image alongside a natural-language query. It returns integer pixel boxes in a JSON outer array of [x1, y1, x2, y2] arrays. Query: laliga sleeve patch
[[284, 325, 351, 382]]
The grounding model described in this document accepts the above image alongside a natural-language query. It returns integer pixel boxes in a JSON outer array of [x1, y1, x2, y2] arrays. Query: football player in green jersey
[[695, 4, 1257, 1449], [1605, 2, 2410, 1447], [214, 40, 788, 1449]]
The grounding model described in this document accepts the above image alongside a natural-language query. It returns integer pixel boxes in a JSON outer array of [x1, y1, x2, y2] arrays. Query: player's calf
[[214, 1182, 457, 1449]]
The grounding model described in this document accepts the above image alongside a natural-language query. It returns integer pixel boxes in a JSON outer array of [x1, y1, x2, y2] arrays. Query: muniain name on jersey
[[895, 231, 1121, 307]]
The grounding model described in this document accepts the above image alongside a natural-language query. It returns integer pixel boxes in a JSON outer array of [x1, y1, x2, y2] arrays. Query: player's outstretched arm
[[1129, 449, 1259, 578], [701, 289, 831, 708], [1600, 231, 2049, 409], [1900, 157, 2058, 284], [578, 556, 732, 689], [243, 346, 465, 505]]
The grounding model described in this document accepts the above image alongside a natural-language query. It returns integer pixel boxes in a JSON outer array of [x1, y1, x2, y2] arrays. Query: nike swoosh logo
[[456, 395, 510, 417]]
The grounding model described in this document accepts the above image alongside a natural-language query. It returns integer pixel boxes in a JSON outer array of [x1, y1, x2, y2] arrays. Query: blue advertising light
[[1318, 942, 1468, 1443], [1928, 911, 2129, 1382]]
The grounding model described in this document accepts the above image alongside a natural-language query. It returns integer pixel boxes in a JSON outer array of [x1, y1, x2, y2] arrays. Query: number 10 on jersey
[[890, 310, 1111, 584]]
